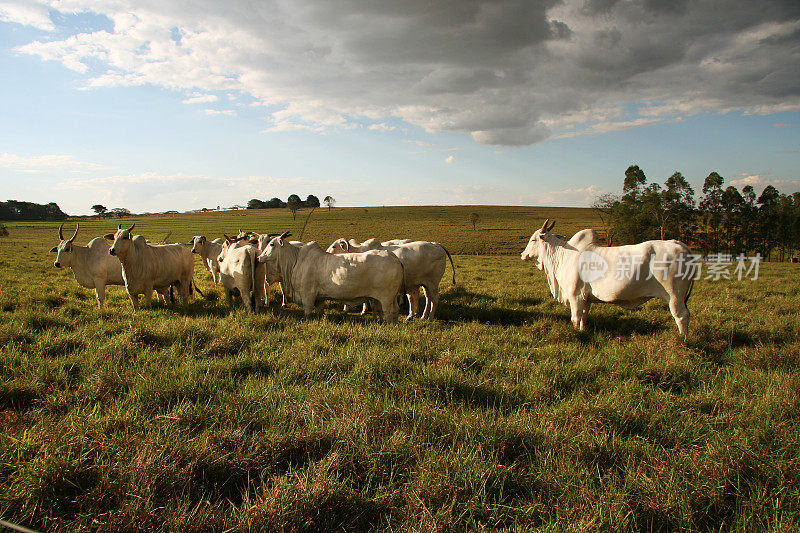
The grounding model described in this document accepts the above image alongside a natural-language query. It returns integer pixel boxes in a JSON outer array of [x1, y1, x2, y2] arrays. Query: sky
[[0, 0, 798, 215]]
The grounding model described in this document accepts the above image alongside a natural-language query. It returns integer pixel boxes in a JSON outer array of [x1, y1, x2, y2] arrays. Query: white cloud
[[204, 108, 235, 116], [0, 152, 107, 172], [728, 173, 800, 190], [444, 155, 454, 164], [182, 93, 218, 104], [10, 0, 800, 145], [0, 1, 53, 31]]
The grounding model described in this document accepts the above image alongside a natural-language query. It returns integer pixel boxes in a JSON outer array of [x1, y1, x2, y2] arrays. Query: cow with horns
[[258, 231, 405, 322], [521, 219, 695, 335], [49, 223, 127, 309], [105, 223, 196, 311], [189, 235, 224, 284]]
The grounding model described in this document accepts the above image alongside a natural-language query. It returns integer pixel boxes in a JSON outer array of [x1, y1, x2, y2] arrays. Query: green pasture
[[0, 206, 798, 532]]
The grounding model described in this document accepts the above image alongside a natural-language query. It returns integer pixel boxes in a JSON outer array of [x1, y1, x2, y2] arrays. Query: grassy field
[[1, 206, 799, 532]]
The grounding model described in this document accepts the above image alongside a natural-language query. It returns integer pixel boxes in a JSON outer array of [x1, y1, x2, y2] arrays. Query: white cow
[[521, 219, 695, 335], [106, 224, 195, 311], [216, 236, 266, 313], [258, 232, 404, 322], [50, 223, 126, 309], [235, 231, 303, 307], [326, 238, 456, 319], [190, 235, 224, 283]]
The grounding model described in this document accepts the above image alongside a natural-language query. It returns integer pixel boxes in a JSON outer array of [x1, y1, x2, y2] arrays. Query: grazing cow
[[258, 232, 404, 322], [216, 236, 266, 312], [190, 236, 224, 283], [326, 238, 456, 319], [50, 223, 125, 309], [105, 224, 195, 311], [521, 220, 695, 335]]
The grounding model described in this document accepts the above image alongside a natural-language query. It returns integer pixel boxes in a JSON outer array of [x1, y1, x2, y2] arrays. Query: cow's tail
[[439, 243, 456, 284], [191, 280, 204, 298], [249, 247, 257, 311]]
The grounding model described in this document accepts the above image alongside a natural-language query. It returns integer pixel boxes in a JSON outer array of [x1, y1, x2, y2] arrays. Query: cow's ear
[[278, 238, 285, 247], [50, 246, 58, 253], [341, 239, 349, 251], [103, 233, 115, 240]]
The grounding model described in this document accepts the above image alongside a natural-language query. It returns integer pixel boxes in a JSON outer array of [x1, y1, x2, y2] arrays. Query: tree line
[[0, 200, 68, 221], [593, 165, 800, 261], [246, 194, 336, 210]]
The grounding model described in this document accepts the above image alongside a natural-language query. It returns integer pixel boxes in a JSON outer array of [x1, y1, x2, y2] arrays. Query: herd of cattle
[[49, 219, 695, 334]]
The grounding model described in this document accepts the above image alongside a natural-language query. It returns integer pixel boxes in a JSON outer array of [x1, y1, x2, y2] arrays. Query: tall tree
[[757, 185, 781, 260], [304, 194, 320, 208], [287, 195, 302, 221], [662, 172, 695, 241], [323, 196, 335, 211], [92, 204, 107, 217], [721, 186, 744, 254], [699, 172, 725, 253]]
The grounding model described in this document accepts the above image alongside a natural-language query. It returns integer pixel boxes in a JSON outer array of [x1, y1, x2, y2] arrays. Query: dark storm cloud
[[16, 0, 800, 144]]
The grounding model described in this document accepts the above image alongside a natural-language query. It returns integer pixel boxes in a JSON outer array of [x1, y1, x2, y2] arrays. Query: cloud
[[728, 173, 800, 190], [0, 152, 107, 172], [182, 93, 218, 104], [444, 155, 454, 164], [204, 108, 235, 116], [0, 1, 53, 30], [9, 0, 800, 145]]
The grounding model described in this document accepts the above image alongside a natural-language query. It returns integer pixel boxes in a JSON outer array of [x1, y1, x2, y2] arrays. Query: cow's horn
[[540, 219, 550, 233], [279, 231, 291, 240], [58, 223, 64, 240], [69, 223, 79, 242], [118, 223, 122, 230], [546, 220, 556, 232], [128, 223, 135, 232]]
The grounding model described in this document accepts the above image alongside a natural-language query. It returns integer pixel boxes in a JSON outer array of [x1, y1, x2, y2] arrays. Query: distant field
[[1, 206, 798, 532], [4, 205, 601, 255]]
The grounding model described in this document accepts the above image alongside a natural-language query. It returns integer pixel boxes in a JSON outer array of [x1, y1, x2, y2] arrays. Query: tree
[[247, 199, 266, 209], [721, 186, 744, 254], [305, 194, 320, 208], [0, 223, 8, 237], [699, 172, 725, 253], [287, 195, 302, 221], [758, 185, 781, 259], [324, 196, 335, 211], [469, 212, 480, 230], [109, 207, 131, 218], [265, 197, 285, 208], [591, 193, 620, 244], [662, 172, 695, 242], [92, 204, 107, 217]]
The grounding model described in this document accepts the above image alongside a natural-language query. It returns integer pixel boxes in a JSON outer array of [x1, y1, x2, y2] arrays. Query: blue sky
[[0, 1, 798, 215]]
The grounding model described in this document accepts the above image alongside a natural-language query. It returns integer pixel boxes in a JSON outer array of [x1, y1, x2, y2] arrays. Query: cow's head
[[521, 219, 556, 269], [326, 238, 349, 254], [105, 223, 135, 259], [51, 223, 79, 268], [190, 235, 206, 254], [257, 231, 291, 263]]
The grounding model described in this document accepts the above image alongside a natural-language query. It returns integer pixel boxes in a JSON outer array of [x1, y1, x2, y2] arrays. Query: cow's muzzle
[[109, 249, 116, 256], [54, 261, 61, 268]]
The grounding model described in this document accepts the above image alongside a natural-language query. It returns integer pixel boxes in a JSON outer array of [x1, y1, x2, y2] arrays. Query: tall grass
[[0, 208, 798, 531]]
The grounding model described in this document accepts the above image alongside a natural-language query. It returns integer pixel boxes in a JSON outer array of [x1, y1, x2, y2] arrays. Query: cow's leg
[[421, 285, 440, 319], [302, 295, 316, 317], [361, 302, 369, 315], [94, 283, 106, 310], [279, 282, 288, 307], [579, 301, 591, 331], [127, 290, 139, 312], [241, 284, 253, 312], [142, 286, 154, 308], [179, 281, 190, 307], [406, 287, 420, 320], [380, 297, 399, 323], [669, 295, 690, 336], [568, 297, 585, 330], [225, 287, 234, 310]]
